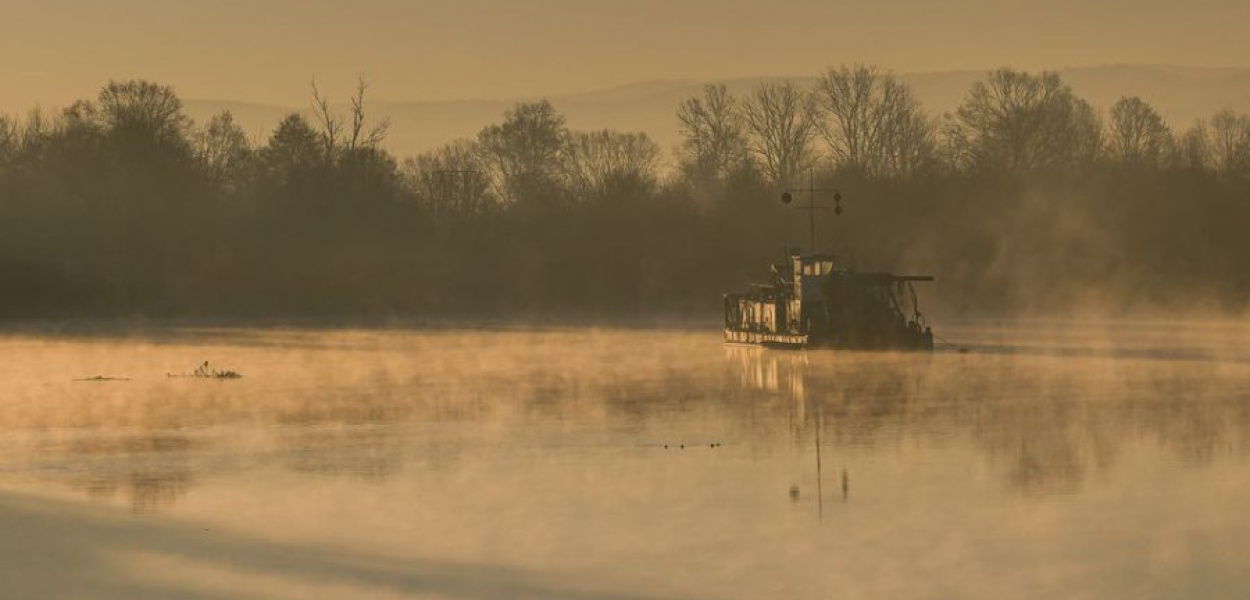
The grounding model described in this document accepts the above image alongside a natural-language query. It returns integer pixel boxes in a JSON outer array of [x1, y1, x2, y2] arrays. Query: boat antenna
[[780, 168, 842, 252]]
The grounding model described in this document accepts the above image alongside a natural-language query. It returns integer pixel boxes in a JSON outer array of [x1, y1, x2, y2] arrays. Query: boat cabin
[[724, 249, 933, 350]]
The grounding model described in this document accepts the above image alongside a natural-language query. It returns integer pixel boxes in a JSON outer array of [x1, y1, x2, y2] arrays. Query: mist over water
[[2, 323, 1248, 599], [5, 2, 1250, 597]]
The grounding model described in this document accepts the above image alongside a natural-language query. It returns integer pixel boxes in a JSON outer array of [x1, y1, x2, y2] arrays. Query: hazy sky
[[3, 0, 1248, 109]]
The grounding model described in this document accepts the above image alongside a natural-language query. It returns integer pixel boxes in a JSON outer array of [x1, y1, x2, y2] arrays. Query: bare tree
[[96, 80, 192, 150], [947, 69, 1102, 174], [477, 100, 567, 204], [1208, 110, 1250, 177], [347, 75, 390, 152], [195, 111, 252, 195], [741, 81, 818, 185], [561, 129, 660, 198], [310, 79, 340, 161], [404, 139, 495, 216], [260, 113, 322, 186], [306, 75, 394, 198], [0, 115, 17, 161], [1172, 122, 1212, 171], [676, 84, 748, 183], [813, 65, 934, 177], [1107, 96, 1171, 166], [19, 108, 50, 152]]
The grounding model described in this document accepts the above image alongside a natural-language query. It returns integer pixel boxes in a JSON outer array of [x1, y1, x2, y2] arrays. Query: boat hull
[[724, 327, 933, 351]]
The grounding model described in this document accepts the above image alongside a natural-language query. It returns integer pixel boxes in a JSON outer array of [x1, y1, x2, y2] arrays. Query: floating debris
[[660, 441, 722, 450], [167, 361, 243, 379], [73, 376, 130, 382]]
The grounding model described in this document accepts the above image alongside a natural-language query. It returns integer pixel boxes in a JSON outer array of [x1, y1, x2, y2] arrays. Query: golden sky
[[2, 0, 1247, 108]]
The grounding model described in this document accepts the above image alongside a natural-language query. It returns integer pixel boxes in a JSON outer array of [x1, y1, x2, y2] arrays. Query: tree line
[[1, 68, 1248, 320]]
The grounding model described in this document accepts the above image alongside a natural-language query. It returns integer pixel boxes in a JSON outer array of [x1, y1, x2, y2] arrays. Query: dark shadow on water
[[0, 489, 683, 600]]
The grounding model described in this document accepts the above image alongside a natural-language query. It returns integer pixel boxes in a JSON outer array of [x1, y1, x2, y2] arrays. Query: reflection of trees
[[974, 398, 1117, 496], [36, 434, 198, 513], [78, 469, 192, 514], [281, 428, 404, 483], [8, 330, 1249, 507], [727, 347, 1250, 496]]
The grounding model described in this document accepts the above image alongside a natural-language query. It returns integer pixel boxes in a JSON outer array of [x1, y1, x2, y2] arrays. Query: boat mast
[[782, 168, 842, 253]]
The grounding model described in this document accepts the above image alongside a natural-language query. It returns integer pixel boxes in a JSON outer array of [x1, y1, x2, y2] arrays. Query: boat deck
[[723, 329, 808, 347]]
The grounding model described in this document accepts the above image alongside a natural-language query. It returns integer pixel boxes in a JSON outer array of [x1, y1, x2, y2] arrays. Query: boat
[[722, 182, 935, 350], [723, 250, 933, 350]]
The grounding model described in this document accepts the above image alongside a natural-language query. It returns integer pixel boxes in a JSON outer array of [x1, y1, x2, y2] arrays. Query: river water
[[1, 322, 1248, 599]]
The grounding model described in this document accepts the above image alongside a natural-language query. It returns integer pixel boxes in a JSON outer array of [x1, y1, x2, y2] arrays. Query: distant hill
[[183, 65, 1250, 161]]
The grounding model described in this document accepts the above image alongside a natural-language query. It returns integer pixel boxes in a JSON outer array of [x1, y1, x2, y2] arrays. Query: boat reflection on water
[[723, 338, 1250, 499], [5, 325, 1250, 516], [727, 344, 811, 407], [3, 327, 1250, 599]]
